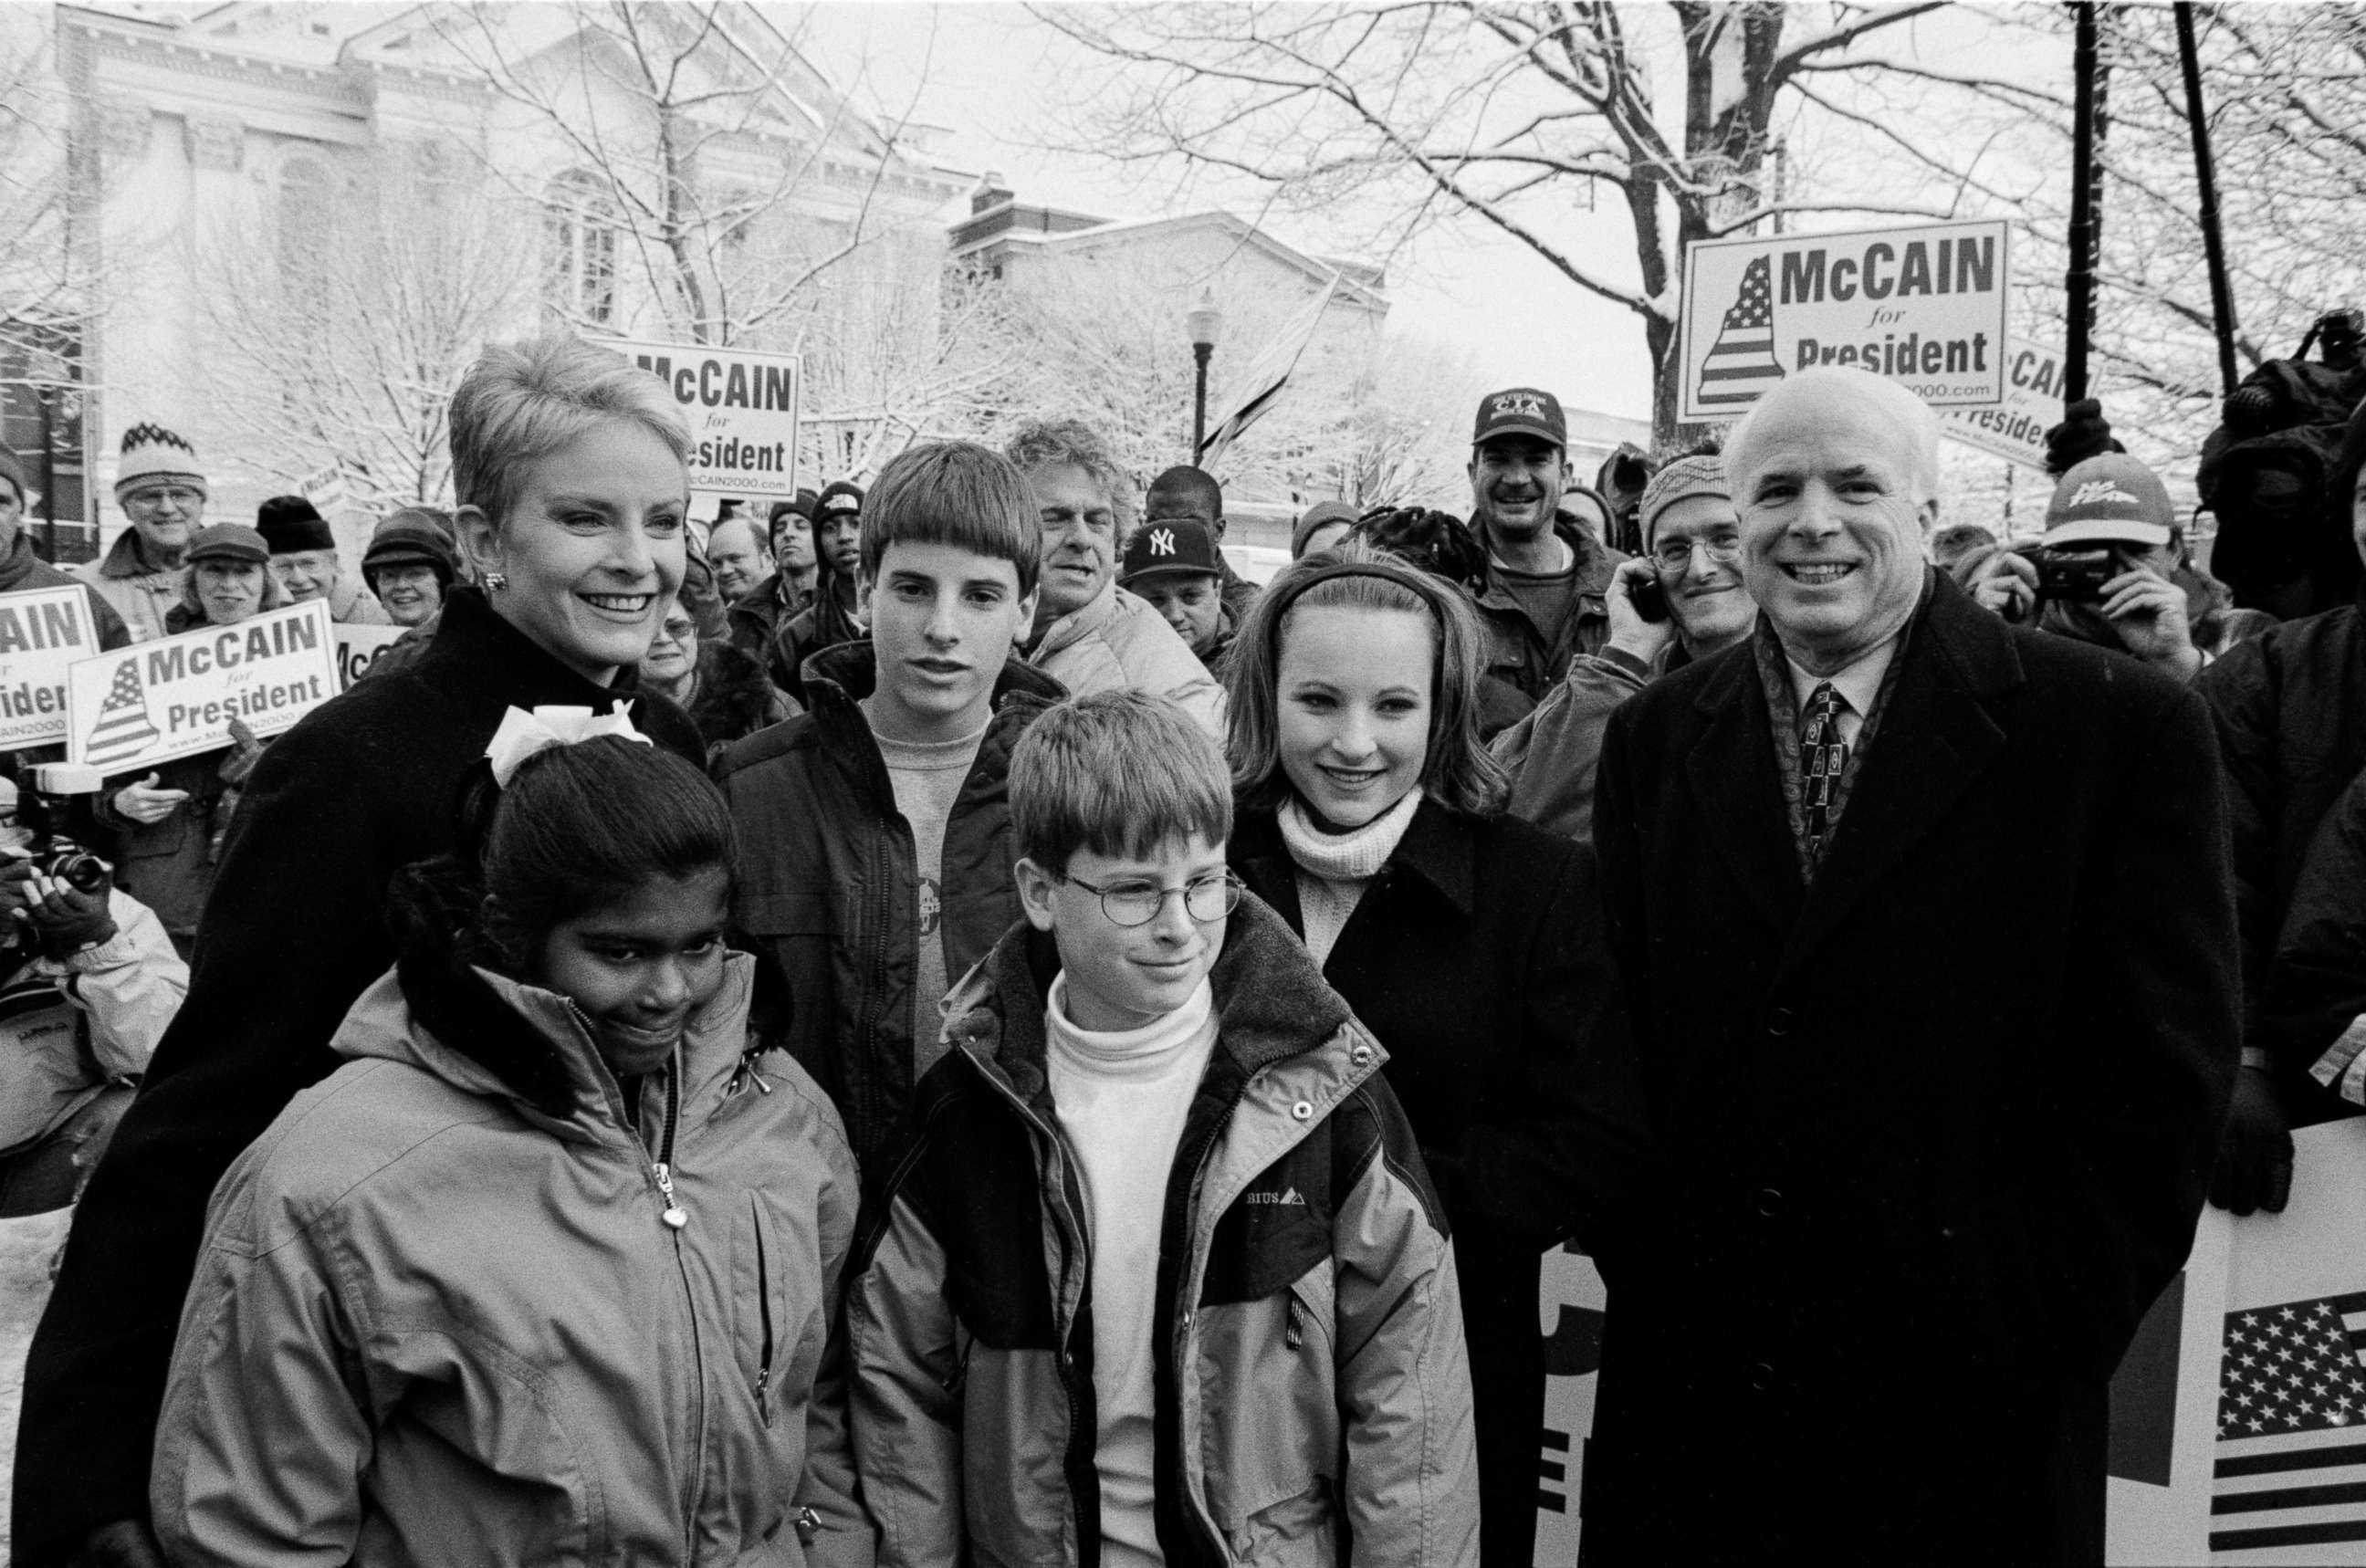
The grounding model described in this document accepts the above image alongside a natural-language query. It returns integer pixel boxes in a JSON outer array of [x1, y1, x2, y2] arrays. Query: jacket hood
[[335, 930, 759, 1141], [937, 889, 1373, 1109], [1031, 580, 1125, 661]]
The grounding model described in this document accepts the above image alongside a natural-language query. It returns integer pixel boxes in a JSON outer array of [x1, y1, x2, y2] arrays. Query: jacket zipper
[[1167, 1074, 1254, 1564], [750, 1197, 777, 1425], [967, 1062, 1099, 1546]]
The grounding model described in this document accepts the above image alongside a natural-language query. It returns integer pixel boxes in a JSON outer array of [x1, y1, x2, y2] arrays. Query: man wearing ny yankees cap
[[1463, 386, 1628, 703]]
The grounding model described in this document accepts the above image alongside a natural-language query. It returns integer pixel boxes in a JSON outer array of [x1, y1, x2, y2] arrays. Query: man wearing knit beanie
[[1492, 448, 1756, 842], [257, 495, 388, 625], [0, 444, 131, 651], [70, 423, 208, 643]]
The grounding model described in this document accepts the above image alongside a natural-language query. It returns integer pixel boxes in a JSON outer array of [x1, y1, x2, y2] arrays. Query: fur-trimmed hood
[[331, 936, 759, 1140]]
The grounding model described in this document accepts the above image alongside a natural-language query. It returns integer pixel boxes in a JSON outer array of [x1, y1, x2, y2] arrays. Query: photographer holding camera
[[1967, 454, 2216, 685], [0, 773, 186, 1217]]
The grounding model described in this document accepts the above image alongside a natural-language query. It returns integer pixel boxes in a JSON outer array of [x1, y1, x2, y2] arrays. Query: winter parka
[[0, 891, 184, 1155], [1470, 512, 1627, 702], [152, 950, 871, 1568], [715, 643, 1063, 1173], [70, 529, 186, 644], [1027, 581, 1228, 739], [846, 895, 1481, 1568]]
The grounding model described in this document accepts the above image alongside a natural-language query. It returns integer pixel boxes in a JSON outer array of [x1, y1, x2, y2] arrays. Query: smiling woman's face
[[1275, 604, 1434, 828], [461, 420, 688, 685]]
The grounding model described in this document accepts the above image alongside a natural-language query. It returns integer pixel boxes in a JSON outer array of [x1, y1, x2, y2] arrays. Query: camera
[[33, 839, 110, 896], [2033, 548, 2117, 607]]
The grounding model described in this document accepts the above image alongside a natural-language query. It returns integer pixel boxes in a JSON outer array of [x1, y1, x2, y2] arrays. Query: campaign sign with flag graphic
[[0, 586, 105, 754], [1678, 219, 2010, 422], [68, 601, 338, 773], [2201, 1121, 2366, 1563]]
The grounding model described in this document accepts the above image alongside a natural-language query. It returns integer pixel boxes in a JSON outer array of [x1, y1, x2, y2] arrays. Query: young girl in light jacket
[[152, 719, 869, 1567]]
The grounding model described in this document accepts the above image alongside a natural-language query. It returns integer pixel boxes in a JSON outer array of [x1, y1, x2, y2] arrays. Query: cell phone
[[1628, 573, 1669, 622]]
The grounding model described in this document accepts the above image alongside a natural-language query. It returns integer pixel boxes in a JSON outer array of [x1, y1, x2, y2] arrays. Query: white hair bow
[[484, 704, 651, 787]]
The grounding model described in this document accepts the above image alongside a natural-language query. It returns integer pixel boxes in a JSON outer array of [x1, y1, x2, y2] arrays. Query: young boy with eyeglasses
[[847, 689, 1480, 1567]]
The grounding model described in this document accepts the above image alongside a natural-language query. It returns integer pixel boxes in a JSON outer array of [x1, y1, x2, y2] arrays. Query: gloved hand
[[2044, 398, 2122, 476], [68, 1519, 168, 1568], [2, 862, 117, 958], [2210, 1063, 2295, 1216], [218, 716, 266, 789]]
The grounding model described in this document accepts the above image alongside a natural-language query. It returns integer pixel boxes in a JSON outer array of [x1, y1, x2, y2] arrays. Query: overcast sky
[[801, 1, 1662, 422]]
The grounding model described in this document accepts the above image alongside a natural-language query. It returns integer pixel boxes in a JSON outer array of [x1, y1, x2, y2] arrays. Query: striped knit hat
[[113, 423, 207, 502]]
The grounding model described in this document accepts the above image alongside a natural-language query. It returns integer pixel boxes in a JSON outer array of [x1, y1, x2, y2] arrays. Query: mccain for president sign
[[611, 337, 801, 501], [1679, 219, 2010, 423]]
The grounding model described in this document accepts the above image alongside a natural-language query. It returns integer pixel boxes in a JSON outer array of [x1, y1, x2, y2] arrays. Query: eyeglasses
[[1063, 869, 1242, 927], [124, 486, 201, 513], [1650, 535, 1743, 572]]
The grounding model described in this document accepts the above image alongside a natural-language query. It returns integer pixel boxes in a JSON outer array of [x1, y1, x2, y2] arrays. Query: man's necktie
[[1800, 681, 1849, 863]]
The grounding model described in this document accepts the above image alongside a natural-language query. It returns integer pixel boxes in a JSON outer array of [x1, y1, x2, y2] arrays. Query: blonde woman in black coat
[[1224, 542, 1645, 1565]]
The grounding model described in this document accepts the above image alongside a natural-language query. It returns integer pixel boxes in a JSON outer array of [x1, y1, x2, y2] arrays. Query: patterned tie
[[1799, 681, 1849, 864]]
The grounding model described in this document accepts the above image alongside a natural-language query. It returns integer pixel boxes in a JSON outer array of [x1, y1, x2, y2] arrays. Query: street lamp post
[[1187, 289, 1221, 463]]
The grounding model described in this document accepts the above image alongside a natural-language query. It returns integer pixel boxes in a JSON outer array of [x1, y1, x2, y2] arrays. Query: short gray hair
[[1002, 417, 1134, 526], [450, 336, 690, 530], [1728, 366, 1942, 507]]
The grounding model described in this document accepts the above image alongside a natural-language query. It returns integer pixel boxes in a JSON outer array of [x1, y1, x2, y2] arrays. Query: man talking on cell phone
[[1492, 449, 1758, 844]]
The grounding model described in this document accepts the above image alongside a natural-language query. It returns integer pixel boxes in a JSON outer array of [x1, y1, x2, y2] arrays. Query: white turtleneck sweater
[[1277, 786, 1425, 969], [1044, 973, 1219, 1568]]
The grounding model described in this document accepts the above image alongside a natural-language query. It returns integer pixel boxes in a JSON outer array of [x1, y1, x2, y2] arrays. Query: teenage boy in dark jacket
[[848, 691, 1478, 1566], [718, 444, 1062, 1170]]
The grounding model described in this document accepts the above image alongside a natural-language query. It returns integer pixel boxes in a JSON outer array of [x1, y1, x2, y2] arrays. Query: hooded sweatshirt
[[152, 950, 870, 1568]]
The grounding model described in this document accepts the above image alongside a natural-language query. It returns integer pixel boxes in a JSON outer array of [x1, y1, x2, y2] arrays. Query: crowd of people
[[0, 325, 2358, 1566]]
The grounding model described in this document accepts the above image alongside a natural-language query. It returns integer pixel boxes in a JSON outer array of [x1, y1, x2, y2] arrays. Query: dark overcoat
[[1231, 799, 1645, 1567], [1587, 572, 2237, 1564]]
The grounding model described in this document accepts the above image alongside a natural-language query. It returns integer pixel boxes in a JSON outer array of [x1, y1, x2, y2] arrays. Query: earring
[[482, 571, 508, 592]]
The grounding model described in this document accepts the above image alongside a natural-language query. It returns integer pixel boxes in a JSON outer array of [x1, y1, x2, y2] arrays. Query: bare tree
[[1032, 2, 2047, 439], [430, 0, 941, 351], [0, 13, 81, 333], [197, 150, 537, 510]]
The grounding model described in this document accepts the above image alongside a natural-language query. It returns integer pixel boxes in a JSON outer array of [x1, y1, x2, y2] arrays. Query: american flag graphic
[[2211, 1292, 2366, 1555], [1696, 255, 1786, 408], [82, 660, 159, 768]]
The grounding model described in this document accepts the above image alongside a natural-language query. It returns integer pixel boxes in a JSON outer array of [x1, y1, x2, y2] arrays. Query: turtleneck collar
[[1045, 972, 1214, 1082], [1278, 785, 1424, 884]]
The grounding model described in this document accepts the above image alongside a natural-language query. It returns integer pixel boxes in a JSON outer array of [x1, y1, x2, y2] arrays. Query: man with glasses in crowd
[[1492, 450, 1756, 842], [72, 425, 205, 643]]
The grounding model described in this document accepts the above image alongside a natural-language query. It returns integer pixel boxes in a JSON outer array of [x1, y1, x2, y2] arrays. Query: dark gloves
[[67, 1520, 169, 1568], [2043, 398, 2123, 476], [2210, 1063, 2295, 1216], [0, 862, 118, 959]]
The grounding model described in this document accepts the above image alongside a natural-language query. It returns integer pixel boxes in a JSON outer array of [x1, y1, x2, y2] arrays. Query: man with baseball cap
[[1142, 465, 1257, 625], [72, 423, 208, 643], [1465, 386, 1628, 702], [1116, 514, 1232, 675], [1969, 452, 2209, 684]]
